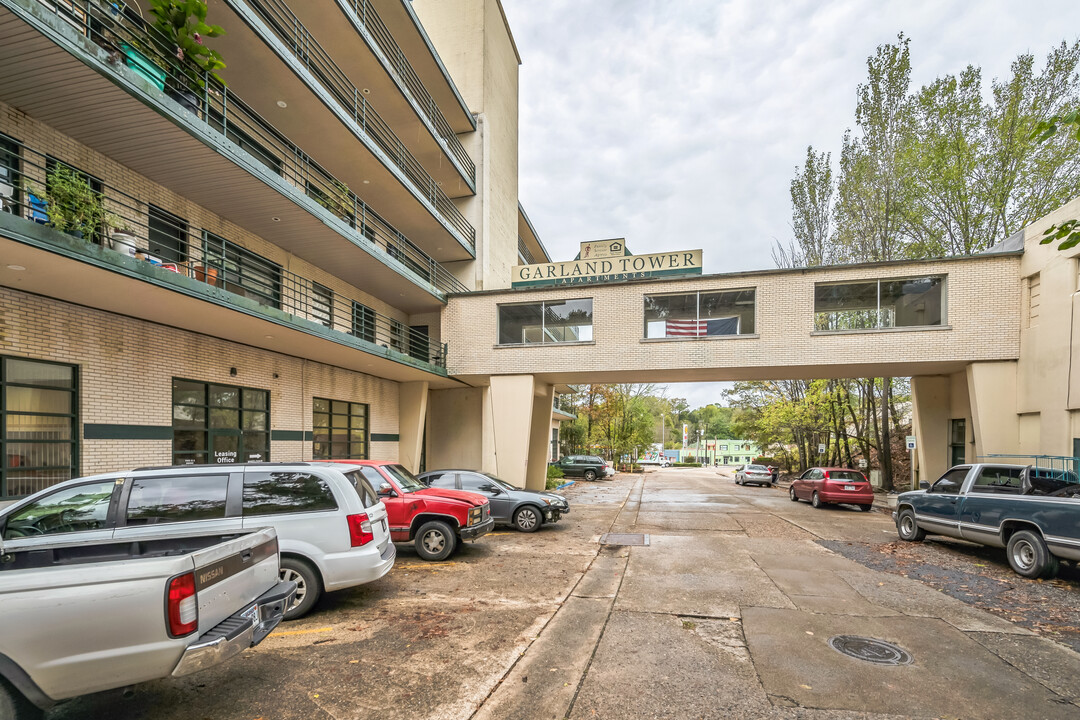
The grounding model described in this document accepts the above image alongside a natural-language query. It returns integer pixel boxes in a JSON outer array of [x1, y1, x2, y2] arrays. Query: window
[[352, 302, 376, 343], [498, 299, 593, 345], [311, 282, 333, 328], [2, 480, 114, 538], [815, 276, 945, 331], [358, 466, 389, 492], [148, 205, 188, 263], [390, 319, 407, 353], [461, 475, 496, 494], [243, 471, 338, 516], [644, 289, 755, 338], [172, 379, 269, 466], [949, 419, 966, 467], [409, 325, 430, 361], [970, 466, 1023, 494], [43, 157, 106, 243], [932, 467, 968, 494], [203, 232, 282, 308], [126, 474, 229, 524], [0, 133, 20, 215], [1, 356, 79, 498], [342, 470, 379, 507], [312, 398, 368, 460]]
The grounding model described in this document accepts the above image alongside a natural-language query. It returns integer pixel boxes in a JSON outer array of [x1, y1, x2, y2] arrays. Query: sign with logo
[[512, 241, 703, 288], [858, 458, 868, 469], [906, 435, 917, 450], [682, 424, 688, 446], [817, 443, 826, 454]]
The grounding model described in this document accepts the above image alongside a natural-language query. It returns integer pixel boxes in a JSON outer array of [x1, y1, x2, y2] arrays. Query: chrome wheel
[[1011, 538, 1036, 572], [900, 515, 915, 537], [516, 507, 539, 531], [280, 567, 306, 610], [422, 528, 447, 554]]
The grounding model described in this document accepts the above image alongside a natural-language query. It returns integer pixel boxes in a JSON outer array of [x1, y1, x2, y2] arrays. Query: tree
[[775, 146, 834, 267]]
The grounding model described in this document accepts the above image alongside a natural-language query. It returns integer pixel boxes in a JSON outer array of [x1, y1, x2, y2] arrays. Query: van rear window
[[344, 470, 379, 508], [243, 472, 337, 516]]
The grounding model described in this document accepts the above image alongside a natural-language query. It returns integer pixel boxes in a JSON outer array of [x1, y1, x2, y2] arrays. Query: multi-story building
[[0, 0, 544, 499]]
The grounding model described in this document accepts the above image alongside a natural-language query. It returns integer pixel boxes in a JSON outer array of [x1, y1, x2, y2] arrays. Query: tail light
[[167, 572, 198, 637], [348, 513, 374, 547]]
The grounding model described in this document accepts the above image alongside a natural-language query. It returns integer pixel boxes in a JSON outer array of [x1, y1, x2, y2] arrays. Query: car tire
[[584, 470, 597, 482], [896, 508, 926, 542], [514, 506, 542, 533], [859, 504, 874, 512], [416, 520, 457, 562], [1007, 530, 1060, 579], [0, 678, 41, 720], [789, 486, 798, 502], [280, 556, 323, 621], [811, 491, 823, 509], [735, 477, 742, 485]]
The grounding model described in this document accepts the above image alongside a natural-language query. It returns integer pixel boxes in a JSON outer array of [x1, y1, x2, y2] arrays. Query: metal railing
[[2, 139, 449, 370], [21, 0, 475, 256], [517, 235, 534, 265], [979, 455, 1079, 479], [240, 0, 475, 240], [341, 0, 474, 179]]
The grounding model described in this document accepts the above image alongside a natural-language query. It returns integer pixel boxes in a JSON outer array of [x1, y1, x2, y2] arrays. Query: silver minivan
[[0, 462, 394, 619]]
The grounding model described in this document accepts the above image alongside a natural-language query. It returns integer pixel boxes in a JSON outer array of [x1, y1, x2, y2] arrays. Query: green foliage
[[25, 165, 122, 242], [148, 0, 227, 88], [1040, 219, 1080, 251], [545, 476, 561, 490], [546, 465, 564, 479], [672, 462, 701, 468]]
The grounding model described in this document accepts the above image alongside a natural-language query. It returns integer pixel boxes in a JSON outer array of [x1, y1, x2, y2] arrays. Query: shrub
[[545, 476, 561, 490], [754, 457, 778, 466], [672, 462, 701, 468], [547, 465, 564, 479]]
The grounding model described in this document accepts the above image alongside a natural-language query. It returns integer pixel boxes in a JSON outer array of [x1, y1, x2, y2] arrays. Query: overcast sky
[[502, 0, 1078, 408]]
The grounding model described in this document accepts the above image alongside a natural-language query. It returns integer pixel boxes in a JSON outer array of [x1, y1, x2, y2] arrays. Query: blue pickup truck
[[894, 463, 1080, 579]]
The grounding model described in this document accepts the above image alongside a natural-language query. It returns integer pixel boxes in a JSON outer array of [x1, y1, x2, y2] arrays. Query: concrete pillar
[[397, 381, 429, 473], [489, 375, 535, 488], [967, 361, 1021, 460], [526, 382, 555, 491], [911, 376, 950, 485], [427, 387, 484, 471]]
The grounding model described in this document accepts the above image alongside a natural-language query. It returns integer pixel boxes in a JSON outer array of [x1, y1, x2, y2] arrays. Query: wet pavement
[[47, 468, 1080, 719]]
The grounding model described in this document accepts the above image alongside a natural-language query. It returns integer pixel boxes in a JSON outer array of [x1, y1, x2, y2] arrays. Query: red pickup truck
[[331, 460, 494, 561]]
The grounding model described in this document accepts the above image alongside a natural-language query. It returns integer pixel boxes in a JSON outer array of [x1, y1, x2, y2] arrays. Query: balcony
[[0, 0, 475, 271], [0, 145, 451, 381], [278, 0, 476, 185], [205, 0, 477, 247]]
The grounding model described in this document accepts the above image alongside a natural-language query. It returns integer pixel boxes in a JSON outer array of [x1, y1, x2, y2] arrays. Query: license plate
[[844, 485, 856, 491]]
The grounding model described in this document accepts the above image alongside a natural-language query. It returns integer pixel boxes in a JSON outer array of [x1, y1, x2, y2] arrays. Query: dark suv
[[555, 455, 607, 481]]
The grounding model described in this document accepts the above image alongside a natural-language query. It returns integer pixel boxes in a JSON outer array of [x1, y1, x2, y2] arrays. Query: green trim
[[371, 433, 399, 443], [512, 266, 702, 288], [84, 424, 172, 440]]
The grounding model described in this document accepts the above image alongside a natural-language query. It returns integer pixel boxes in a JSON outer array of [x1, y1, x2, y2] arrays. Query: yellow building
[[0, 0, 1077, 501]]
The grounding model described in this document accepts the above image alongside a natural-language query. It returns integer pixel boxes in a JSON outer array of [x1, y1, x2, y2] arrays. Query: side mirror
[[919, 481, 930, 490], [378, 482, 396, 497], [482, 485, 503, 495]]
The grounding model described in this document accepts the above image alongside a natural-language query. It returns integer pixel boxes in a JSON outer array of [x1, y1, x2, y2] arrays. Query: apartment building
[[0, 0, 544, 498]]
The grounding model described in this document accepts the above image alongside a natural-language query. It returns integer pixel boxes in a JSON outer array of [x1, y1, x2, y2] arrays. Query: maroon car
[[789, 467, 874, 512]]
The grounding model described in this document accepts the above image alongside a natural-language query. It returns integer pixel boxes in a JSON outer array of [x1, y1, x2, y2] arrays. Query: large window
[[312, 398, 368, 460], [148, 205, 188, 263], [203, 232, 282, 309], [172, 379, 269, 465], [644, 289, 755, 339], [0, 133, 20, 215], [949, 419, 966, 467], [815, 276, 945, 331], [1, 357, 78, 498], [352, 302, 376, 343], [243, 471, 338, 516], [498, 299, 593, 345], [125, 474, 229, 524]]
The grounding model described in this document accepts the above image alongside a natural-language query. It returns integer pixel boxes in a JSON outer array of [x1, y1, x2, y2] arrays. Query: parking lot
[[50, 467, 1080, 719]]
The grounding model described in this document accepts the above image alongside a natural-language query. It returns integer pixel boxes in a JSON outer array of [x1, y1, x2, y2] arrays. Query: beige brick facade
[[0, 286, 402, 477]]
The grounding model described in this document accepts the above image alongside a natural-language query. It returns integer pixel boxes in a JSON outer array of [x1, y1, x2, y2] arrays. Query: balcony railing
[[1, 139, 449, 370], [237, 0, 475, 234], [21, 0, 475, 254], [518, 235, 535, 265], [341, 0, 474, 177]]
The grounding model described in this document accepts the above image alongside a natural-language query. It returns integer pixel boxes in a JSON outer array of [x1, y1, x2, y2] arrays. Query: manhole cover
[[599, 533, 650, 546], [828, 635, 912, 665]]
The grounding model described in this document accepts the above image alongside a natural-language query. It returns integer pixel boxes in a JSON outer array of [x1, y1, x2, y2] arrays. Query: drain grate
[[828, 635, 913, 666], [599, 533, 650, 546]]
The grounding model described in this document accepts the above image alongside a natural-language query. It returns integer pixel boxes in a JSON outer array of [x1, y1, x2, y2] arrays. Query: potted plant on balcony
[[25, 166, 126, 245], [146, 0, 227, 113]]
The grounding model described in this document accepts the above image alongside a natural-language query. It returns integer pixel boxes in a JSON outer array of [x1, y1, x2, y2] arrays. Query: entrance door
[[210, 428, 242, 465]]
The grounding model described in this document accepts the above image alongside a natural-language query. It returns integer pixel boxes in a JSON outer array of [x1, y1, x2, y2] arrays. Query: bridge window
[[643, 290, 755, 339], [498, 299, 593, 345], [814, 276, 944, 331]]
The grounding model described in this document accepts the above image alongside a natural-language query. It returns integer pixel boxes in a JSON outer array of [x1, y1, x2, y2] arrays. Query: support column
[[489, 375, 535, 489], [967, 361, 1021, 460], [526, 382, 555, 491], [398, 381, 429, 473], [911, 376, 949, 485]]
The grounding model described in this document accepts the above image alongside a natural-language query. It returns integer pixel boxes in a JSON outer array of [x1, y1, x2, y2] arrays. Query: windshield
[[746, 465, 768, 471], [384, 464, 427, 493], [483, 473, 520, 491], [829, 470, 865, 481]]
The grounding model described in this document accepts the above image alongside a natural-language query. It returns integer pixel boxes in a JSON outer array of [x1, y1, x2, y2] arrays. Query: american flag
[[665, 317, 739, 337]]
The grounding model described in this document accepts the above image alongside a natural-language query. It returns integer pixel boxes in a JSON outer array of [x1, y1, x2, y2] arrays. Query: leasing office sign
[[512, 240, 703, 288]]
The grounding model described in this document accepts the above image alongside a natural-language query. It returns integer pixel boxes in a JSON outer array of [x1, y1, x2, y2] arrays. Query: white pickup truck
[[0, 527, 294, 719]]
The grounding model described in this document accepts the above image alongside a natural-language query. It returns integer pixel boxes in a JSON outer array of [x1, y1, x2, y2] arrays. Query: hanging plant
[[147, 0, 227, 89]]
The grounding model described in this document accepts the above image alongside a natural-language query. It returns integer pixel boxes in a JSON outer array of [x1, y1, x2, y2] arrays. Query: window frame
[[0, 132, 21, 216], [496, 298, 595, 346], [642, 288, 757, 339], [1, 355, 80, 499], [241, 470, 340, 517], [813, 275, 947, 332], [202, 231, 283, 309], [171, 378, 270, 466], [312, 397, 369, 460], [148, 204, 189, 263], [122, 473, 231, 526]]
